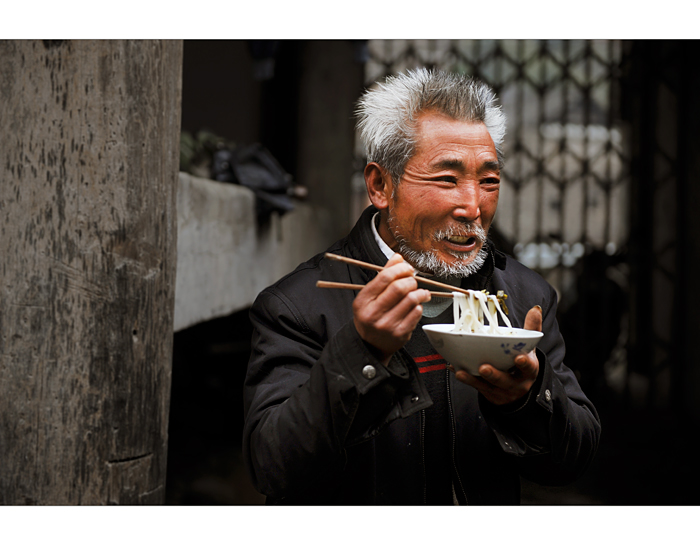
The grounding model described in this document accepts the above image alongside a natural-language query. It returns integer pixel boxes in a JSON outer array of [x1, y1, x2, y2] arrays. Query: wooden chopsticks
[[316, 280, 454, 298], [321, 252, 471, 296], [320, 252, 510, 315]]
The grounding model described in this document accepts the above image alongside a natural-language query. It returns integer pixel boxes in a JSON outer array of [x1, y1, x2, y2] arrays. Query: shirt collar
[[371, 212, 396, 262]]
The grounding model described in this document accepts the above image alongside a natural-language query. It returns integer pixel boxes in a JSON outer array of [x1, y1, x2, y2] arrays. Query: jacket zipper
[[420, 409, 427, 505], [447, 370, 468, 504]]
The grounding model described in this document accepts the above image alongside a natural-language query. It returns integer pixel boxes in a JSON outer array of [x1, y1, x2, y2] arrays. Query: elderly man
[[242, 69, 600, 505]]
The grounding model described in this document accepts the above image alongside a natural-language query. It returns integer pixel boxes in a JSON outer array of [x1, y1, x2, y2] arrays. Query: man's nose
[[451, 182, 481, 222]]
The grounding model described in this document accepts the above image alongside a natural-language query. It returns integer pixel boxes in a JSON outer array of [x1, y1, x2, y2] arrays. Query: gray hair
[[355, 68, 506, 183]]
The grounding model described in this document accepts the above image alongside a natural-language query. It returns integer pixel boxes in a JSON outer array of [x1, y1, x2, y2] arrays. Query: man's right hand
[[352, 253, 431, 364]]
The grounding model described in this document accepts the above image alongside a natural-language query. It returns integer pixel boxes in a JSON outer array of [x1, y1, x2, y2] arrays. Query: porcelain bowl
[[422, 324, 544, 376]]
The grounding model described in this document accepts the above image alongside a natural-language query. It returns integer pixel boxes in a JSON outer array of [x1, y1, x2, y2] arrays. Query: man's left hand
[[451, 305, 542, 406]]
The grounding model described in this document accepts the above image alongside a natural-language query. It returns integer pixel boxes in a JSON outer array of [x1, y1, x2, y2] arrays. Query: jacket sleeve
[[478, 281, 602, 485], [242, 287, 431, 500]]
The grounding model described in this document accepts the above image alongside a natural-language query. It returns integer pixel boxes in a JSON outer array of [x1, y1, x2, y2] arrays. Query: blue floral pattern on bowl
[[501, 341, 528, 355]]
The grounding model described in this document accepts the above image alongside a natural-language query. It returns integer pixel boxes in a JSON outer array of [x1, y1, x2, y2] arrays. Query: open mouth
[[441, 234, 479, 255], [430, 224, 487, 258], [445, 235, 477, 246], [438, 231, 485, 259]]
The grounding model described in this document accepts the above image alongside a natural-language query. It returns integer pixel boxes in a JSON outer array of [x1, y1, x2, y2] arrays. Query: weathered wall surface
[[173, 40, 364, 332], [0, 40, 182, 504], [296, 41, 364, 243], [174, 173, 334, 332]]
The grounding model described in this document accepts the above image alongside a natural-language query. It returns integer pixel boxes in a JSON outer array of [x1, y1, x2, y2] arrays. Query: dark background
[[166, 40, 700, 505]]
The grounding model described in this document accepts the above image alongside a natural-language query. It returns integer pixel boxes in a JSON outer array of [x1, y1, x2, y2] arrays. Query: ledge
[[174, 172, 334, 332]]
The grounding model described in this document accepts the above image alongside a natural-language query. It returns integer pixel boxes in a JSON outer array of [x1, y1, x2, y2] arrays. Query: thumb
[[524, 305, 543, 332], [386, 253, 405, 266]]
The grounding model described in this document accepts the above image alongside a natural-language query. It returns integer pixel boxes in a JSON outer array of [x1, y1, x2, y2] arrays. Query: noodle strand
[[451, 290, 512, 335]]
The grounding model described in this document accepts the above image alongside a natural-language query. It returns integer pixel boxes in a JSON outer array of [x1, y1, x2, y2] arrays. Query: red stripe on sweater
[[419, 363, 447, 374], [414, 354, 443, 363]]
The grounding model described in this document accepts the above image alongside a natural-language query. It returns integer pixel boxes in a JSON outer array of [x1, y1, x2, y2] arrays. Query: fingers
[[453, 368, 512, 405], [365, 255, 415, 295], [452, 357, 538, 406], [453, 369, 483, 390], [386, 252, 406, 267], [357, 254, 427, 308], [359, 285, 428, 338], [352, 253, 431, 361], [369, 274, 419, 309], [513, 352, 538, 377], [475, 365, 516, 396], [373, 285, 429, 325], [523, 305, 543, 332], [355, 272, 429, 320], [517, 305, 542, 376]]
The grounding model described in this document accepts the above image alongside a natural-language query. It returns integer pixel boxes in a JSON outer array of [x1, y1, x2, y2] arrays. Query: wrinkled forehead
[[411, 112, 496, 155]]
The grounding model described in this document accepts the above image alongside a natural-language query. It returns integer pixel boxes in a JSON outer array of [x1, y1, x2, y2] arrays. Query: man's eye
[[433, 176, 457, 184], [481, 177, 500, 185]]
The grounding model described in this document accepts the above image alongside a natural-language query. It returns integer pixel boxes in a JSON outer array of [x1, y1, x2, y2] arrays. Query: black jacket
[[242, 206, 601, 504]]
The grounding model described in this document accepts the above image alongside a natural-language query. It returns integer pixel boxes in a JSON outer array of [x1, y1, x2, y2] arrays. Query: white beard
[[387, 212, 489, 278]]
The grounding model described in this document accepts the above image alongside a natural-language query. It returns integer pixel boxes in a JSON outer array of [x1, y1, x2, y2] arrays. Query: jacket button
[[411, 394, 420, 403], [362, 365, 376, 379], [545, 389, 552, 402]]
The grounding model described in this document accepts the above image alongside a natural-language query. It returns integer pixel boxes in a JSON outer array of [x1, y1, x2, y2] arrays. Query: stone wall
[[174, 173, 337, 332]]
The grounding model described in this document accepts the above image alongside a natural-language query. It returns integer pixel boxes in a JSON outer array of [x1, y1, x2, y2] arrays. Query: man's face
[[375, 111, 500, 276]]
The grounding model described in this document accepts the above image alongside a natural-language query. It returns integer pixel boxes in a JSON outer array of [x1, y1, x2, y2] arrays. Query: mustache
[[433, 223, 487, 244]]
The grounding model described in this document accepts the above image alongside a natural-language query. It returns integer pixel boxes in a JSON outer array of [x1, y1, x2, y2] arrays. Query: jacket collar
[[347, 205, 391, 269]]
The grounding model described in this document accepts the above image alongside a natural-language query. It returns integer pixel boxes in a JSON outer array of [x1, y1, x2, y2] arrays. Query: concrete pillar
[[295, 41, 365, 243]]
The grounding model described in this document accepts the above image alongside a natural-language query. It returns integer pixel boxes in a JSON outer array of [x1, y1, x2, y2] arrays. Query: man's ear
[[364, 162, 393, 211]]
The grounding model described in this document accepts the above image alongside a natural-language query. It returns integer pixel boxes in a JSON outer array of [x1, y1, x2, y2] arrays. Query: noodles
[[452, 290, 512, 335]]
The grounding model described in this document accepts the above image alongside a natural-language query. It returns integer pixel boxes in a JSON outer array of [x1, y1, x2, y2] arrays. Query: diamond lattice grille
[[358, 40, 629, 293]]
